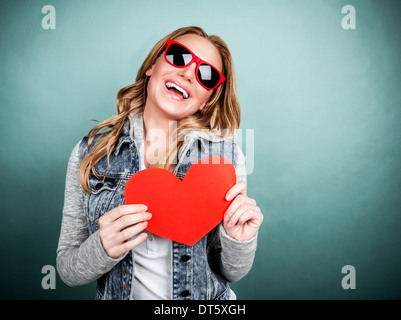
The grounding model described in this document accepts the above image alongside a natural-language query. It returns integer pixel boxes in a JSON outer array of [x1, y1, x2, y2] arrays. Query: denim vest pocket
[[95, 272, 109, 300], [208, 268, 229, 300], [89, 174, 119, 195], [96, 286, 105, 300], [213, 285, 230, 300], [84, 174, 122, 234]]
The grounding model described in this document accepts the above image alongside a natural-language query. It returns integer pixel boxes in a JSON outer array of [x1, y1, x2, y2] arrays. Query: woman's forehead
[[173, 34, 223, 72]]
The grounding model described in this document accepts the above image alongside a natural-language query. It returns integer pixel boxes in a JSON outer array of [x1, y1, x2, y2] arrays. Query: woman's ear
[[199, 89, 217, 112], [198, 103, 206, 112], [145, 64, 155, 77]]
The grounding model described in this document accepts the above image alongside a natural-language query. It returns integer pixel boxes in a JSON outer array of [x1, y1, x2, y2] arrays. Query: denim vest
[[78, 116, 239, 300]]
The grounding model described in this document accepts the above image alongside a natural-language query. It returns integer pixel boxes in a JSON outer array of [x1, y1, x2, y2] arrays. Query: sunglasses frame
[[159, 39, 226, 91]]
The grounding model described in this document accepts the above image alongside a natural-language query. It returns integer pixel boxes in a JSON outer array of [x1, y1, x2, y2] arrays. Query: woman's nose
[[178, 62, 197, 83]]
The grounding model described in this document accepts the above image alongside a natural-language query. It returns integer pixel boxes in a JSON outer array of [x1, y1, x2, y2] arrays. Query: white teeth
[[165, 81, 189, 99]]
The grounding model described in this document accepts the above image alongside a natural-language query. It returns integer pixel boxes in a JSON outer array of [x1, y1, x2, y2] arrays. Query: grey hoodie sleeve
[[218, 145, 258, 283], [56, 142, 125, 287]]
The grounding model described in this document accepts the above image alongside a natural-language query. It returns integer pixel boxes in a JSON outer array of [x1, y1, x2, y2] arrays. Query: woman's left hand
[[223, 181, 263, 241]]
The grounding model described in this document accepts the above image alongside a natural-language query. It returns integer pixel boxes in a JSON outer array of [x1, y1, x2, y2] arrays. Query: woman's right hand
[[98, 204, 152, 259]]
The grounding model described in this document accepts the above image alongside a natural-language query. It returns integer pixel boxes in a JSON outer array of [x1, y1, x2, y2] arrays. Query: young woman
[[57, 26, 263, 300]]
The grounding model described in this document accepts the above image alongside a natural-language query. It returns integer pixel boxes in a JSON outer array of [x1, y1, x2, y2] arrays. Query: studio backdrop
[[1, 0, 400, 299]]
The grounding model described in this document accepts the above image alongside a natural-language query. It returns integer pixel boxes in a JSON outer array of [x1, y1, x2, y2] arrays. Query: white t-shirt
[[130, 138, 172, 300]]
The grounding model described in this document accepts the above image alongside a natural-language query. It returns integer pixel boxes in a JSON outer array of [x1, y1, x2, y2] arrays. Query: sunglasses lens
[[198, 63, 221, 89], [166, 43, 193, 67]]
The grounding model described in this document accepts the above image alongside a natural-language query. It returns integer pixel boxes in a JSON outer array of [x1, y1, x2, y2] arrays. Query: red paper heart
[[124, 157, 236, 246]]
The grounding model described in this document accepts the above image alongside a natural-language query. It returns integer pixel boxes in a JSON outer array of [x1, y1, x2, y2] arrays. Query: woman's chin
[[157, 102, 196, 121]]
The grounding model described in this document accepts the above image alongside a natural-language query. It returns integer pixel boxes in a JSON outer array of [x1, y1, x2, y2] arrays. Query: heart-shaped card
[[124, 157, 236, 246]]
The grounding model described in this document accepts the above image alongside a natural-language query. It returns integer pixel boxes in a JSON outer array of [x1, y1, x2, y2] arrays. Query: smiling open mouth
[[165, 81, 189, 99]]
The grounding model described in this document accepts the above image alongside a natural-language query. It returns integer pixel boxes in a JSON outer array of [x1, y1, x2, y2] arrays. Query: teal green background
[[1, 0, 400, 299]]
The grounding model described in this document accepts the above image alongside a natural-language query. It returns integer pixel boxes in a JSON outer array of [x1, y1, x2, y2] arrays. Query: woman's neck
[[142, 104, 171, 140], [142, 104, 176, 168]]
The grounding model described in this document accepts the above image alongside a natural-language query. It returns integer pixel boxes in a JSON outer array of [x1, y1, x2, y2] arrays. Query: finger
[[236, 206, 264, 227], [99, 218, 147, 251], [113, 212, 152, 233], [119, 221, 149, 243], [224, 194, 256, 222], [252, 208, 264, 227], [107, 232, 148, 259], [226, 202, 250, 227], [224, 194, 246, 222], [225, 181, 247, 201], [120, 232, 148, 253], [236, 208, 260, 226], [103, 204, 148, 224]]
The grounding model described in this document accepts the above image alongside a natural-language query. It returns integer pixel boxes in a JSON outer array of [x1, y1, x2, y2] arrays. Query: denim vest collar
[[115, 111, 235, 161]]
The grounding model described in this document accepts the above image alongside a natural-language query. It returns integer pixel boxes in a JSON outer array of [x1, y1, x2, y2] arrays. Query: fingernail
[[224, 214, 229, 221], [146, 213, 152, 219], [226, 193, 232, 201]]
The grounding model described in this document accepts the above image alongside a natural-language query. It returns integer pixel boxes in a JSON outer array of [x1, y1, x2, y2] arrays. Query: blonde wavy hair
[[80, 26, 240, 193]]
